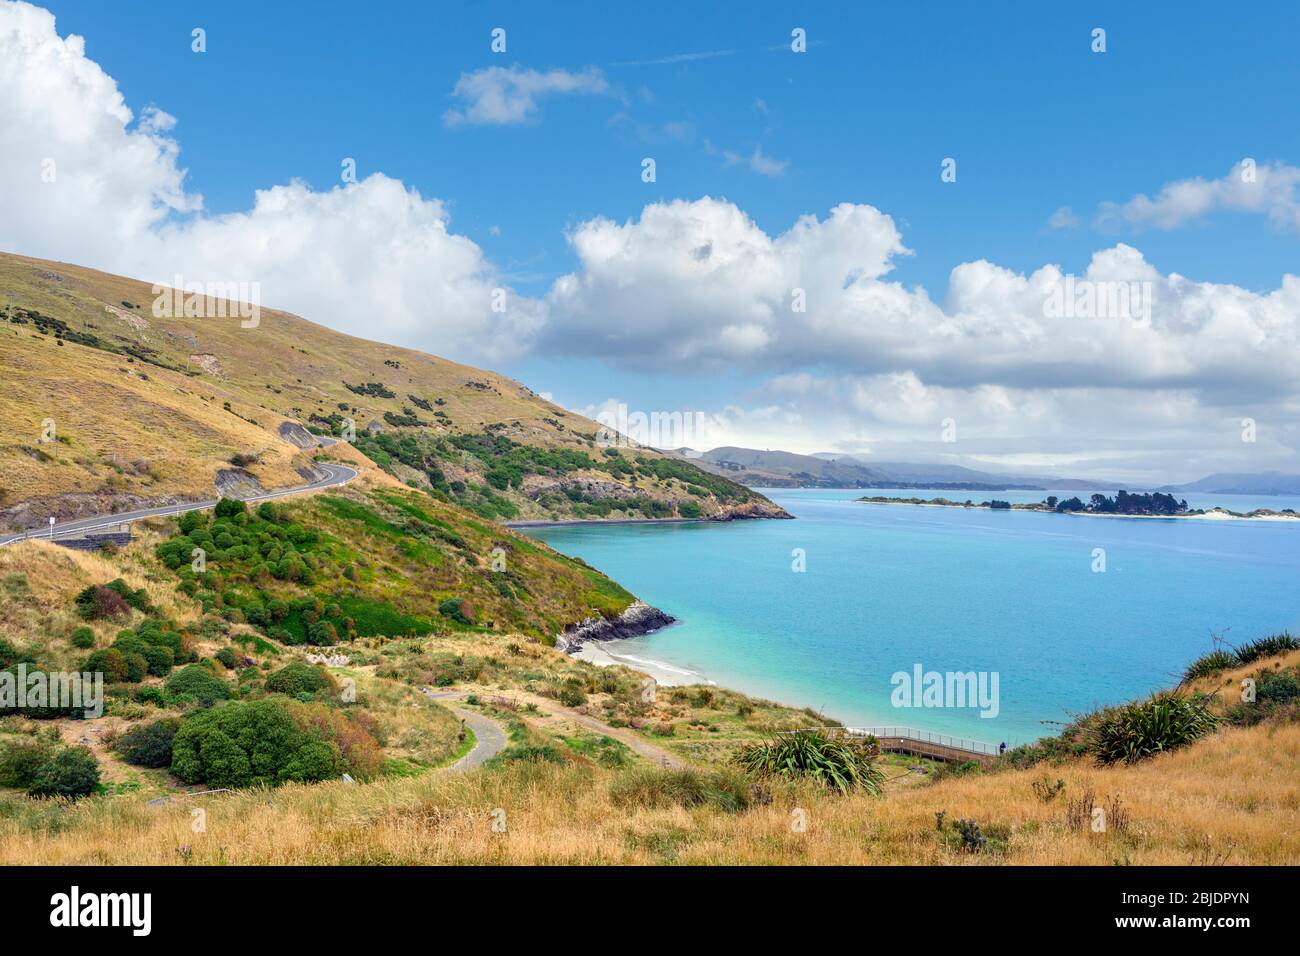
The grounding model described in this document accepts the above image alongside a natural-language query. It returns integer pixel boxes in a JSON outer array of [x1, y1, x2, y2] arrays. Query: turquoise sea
[[524, 489, 1300, 745]]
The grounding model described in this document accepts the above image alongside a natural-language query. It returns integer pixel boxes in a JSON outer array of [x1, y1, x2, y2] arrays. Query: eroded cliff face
[[557, 601, 678, 653]]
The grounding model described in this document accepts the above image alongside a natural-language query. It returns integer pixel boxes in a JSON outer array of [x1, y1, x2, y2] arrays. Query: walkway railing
[[785, 725, 1010, 761], [845, 726, 1004, 756]]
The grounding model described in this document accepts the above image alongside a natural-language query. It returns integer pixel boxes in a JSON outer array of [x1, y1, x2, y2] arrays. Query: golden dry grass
[[0, 716, 1295, 865], [0, 250, 777, 528]]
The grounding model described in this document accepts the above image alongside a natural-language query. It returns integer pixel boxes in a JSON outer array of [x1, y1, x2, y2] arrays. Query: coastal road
[[423, 689, 509, 770], [0, 460, 358, 547]]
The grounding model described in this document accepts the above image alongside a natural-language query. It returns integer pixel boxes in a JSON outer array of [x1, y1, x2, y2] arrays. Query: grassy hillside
[[0, 252, 786, 531], [0, 499, 1296, 864]]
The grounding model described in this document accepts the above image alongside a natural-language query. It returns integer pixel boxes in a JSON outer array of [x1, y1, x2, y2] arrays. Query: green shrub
[[438, 597, 476, 626], [70, 627, 96, 649], [558, 686, 587, 708], [265, 662, 335, 697], [1255, 669, 1300, 704], [0, 739, 57, 788], [736, 728, 884, 795], [1234, 633, 1300, 665], [74, 585, 130, 621], [165, 664, 231, 706], [677, 499, 703, 519], [1091, 692, 1218, 765], [104, 578, 151, 613], [1184, 649, 1236, 681], [27, 746, 100, 799], [141, 644, 174, 677], [214, 498, 247, 518], [115, 718, 181, 768], [83, 647, 130, 683], [215, 647, 236, 669], [170, 699, 343, 789]]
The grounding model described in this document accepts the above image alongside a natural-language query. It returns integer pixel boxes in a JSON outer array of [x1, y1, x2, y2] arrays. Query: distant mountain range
[[672, 446, 1300, 496]]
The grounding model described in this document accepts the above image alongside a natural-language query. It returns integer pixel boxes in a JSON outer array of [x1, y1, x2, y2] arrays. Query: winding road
[[0, 460, 358, 547], [423, 689, 509, 770]]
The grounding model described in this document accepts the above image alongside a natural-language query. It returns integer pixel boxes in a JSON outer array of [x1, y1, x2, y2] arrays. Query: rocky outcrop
[[557, 601, 677, 653], [711, 499, 793, 520], [278, 421, 321, 449], [0, 491, 193, 533], [214, 468, 266, 498]]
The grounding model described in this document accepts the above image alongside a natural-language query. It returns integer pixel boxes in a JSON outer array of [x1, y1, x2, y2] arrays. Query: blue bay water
[[524, 490, 1300, 745]]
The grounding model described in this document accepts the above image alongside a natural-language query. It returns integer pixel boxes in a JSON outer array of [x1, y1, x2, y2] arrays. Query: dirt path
[[422, 689, 508, 770], [428, 688, 684, 769]]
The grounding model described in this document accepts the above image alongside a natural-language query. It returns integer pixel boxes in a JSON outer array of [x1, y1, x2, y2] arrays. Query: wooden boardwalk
[[805, 726, 1004, 765]]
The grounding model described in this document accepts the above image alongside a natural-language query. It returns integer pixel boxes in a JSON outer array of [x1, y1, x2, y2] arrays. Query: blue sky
[[7, 1, 1300, 479]]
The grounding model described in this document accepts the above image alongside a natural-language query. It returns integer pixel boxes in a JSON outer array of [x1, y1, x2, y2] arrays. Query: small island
[[857, 490, 1300, 521]]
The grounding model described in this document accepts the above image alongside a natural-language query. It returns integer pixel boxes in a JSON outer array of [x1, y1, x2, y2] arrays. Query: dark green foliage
[[1054, 491, 1188, 516], [214, 498, 247, 519], [165, 664, 230, 706], [558, 686, 587, 707], [677, 499, 702, 518], [265, 662, 335, 697], [0, 739, 57, 788], [83, 647, 130, 683], [1255, 669, 1300, 704], [74, 584, 130, 621], [115, 718, 181, 768], [736, 728, 884, 794], [383, 408, 426, 428], [70, 627, 95, 649], [170, 699, 344, 789], [1184, 649, 1237, 681], [1091, 692, 1218, 765], [343, 381, 395, 399], [438, 597, 476, 626], [27, 746, 100, 799], [141, 644, 174, 676], [215, 647, 237, 669], [1233, 633, 1299, 665]]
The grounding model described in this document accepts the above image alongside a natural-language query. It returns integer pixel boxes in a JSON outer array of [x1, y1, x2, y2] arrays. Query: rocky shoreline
[[556, 601, 677, 654]]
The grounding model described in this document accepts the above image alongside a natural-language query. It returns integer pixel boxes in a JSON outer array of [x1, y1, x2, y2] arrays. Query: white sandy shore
[[573, 640, 713, 688]]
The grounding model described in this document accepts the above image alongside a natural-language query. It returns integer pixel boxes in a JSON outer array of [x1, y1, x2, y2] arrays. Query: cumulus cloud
[[1097, 161, 1300, 232], [0, 1, 537, 363], [545, 197, 1300, 404], [443, 65, 613, 126]]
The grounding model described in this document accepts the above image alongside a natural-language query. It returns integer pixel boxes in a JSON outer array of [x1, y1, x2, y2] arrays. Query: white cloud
[[1047, 206, 1079, 230], [1097, 161, 1300, 231], [0, 1, 538, 364], [722, 144, 788, 177], [545, 197, 1300, 406], [443, 65, 612, 127]]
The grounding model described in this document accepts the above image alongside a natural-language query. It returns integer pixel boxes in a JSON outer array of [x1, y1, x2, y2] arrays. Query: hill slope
[[0, 252, 786, 532]]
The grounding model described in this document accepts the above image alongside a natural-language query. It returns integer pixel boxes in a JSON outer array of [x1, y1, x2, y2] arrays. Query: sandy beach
[[572, 639, 713, 688]]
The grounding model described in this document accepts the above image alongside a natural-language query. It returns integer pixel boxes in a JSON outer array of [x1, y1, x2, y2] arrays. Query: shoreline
[[857, 498, 1300, 523], [508, 517, 711, 529]]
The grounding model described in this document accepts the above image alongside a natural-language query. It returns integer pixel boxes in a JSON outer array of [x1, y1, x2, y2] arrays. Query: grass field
[[0, 251, 785, 531]]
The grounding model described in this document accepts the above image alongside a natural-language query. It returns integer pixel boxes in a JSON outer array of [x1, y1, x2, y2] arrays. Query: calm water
[[525, 490, 1300, 744]]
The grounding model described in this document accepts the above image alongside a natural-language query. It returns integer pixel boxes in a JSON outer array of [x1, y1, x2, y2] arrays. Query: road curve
[[0, 461, 358, 547], [423, 689, 509, 770]]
